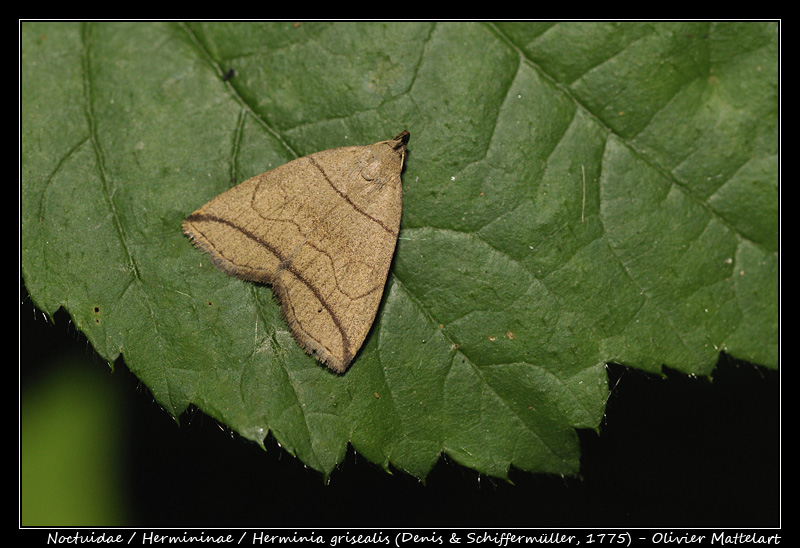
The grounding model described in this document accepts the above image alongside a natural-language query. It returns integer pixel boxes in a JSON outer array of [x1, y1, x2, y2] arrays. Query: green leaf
[[21, 21, 779, 479]]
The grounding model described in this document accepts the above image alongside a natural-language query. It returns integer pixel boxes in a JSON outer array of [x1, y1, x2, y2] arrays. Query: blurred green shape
[[21, 355, 128, 525]]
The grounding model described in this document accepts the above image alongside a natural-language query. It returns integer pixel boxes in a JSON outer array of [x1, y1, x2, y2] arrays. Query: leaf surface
[[21, 21, 779, 478]]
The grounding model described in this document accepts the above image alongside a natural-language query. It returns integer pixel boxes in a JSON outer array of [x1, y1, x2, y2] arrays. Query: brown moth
[[183, 131, 409, 373]]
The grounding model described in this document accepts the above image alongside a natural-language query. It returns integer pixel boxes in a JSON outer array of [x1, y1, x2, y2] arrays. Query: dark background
[[20, 280, 780, 528]]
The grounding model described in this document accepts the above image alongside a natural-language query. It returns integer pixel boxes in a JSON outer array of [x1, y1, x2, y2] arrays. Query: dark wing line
[[184, 212, 351, 358], [306, 154, 398, 237]]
